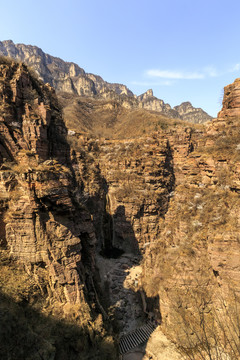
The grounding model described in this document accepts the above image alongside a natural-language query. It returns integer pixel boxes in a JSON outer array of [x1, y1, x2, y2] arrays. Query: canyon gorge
[[0, 45, 240, 360]]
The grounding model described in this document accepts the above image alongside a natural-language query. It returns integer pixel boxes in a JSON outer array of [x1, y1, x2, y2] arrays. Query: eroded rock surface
[[0, 60, 96, 305], [139, 78, 240, 358]]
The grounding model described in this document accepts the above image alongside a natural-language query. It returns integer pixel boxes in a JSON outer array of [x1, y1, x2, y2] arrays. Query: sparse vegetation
[[0, 56, 14, 65], [58, 91, 194, 140]]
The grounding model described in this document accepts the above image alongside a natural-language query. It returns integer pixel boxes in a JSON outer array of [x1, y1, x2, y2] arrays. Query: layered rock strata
[[139, 78, 240, 358], [0, 60, 98, 308]]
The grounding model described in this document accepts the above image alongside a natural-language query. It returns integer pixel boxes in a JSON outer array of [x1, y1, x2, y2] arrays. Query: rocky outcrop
[[217, 78, 240, 121], [137, 89, 180, 118], [0, 40, 212, 123], [174, 101, 212, 123]]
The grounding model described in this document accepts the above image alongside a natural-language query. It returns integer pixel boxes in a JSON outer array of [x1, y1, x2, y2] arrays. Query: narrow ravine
[[96, 253, 145, 336]]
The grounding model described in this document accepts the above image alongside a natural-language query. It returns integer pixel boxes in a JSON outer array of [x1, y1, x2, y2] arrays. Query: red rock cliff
[[0, 60, 97, 307]]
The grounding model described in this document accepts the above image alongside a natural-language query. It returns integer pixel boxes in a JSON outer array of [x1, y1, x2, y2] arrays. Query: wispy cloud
[[146, 63, 240, 81], [228, 63, 240, 72], [203, 66, 218, 77], [131, 80, 175, 86], [146, 69, 205, 80]]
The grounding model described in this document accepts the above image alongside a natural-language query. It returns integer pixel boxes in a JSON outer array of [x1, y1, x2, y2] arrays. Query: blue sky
[[1, 0, 240, 116]]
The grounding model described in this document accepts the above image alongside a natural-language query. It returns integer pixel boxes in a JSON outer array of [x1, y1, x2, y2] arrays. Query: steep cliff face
[[67, 118, 199, 343], [0, 59, 116, 359], [0, 40, 212, 123], [217, 78, 240, 121], [95, 136, 175, 254], [139, 79, 240, 359], [0, 60, 85, 298]]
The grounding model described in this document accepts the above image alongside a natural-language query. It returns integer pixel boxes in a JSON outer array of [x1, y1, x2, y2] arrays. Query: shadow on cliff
[[0, 289, 116, 360], [101, 205, 141, 258]]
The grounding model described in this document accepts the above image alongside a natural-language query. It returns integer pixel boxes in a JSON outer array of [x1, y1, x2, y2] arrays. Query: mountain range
[[0, 40, 212, 124]]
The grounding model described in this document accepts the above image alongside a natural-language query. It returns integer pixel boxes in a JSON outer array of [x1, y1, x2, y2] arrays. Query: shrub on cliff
[[0, 56, 13, 65]]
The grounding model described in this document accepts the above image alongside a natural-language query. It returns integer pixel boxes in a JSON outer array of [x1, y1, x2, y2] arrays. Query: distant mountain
[[0, 40, 212, 123], [174, 101, 212, 124], [0, 40, 133, 97]]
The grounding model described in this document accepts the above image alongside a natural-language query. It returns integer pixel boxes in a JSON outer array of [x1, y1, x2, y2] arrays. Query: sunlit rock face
[[217, 78, 240, 120], [0, 60, 97, 306], [0, 40, 130, 98], [140, 77, 240, 358]]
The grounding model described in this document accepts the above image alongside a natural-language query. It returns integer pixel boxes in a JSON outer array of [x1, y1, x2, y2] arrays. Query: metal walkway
[[119, 321, 157, 355]]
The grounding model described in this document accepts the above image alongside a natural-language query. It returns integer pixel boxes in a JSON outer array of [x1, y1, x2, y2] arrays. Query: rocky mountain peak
[[175, 101, 192, 110], [174, 101, 212, 124], [141, 88, 153, 98], [137, 89, 154, 101]]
